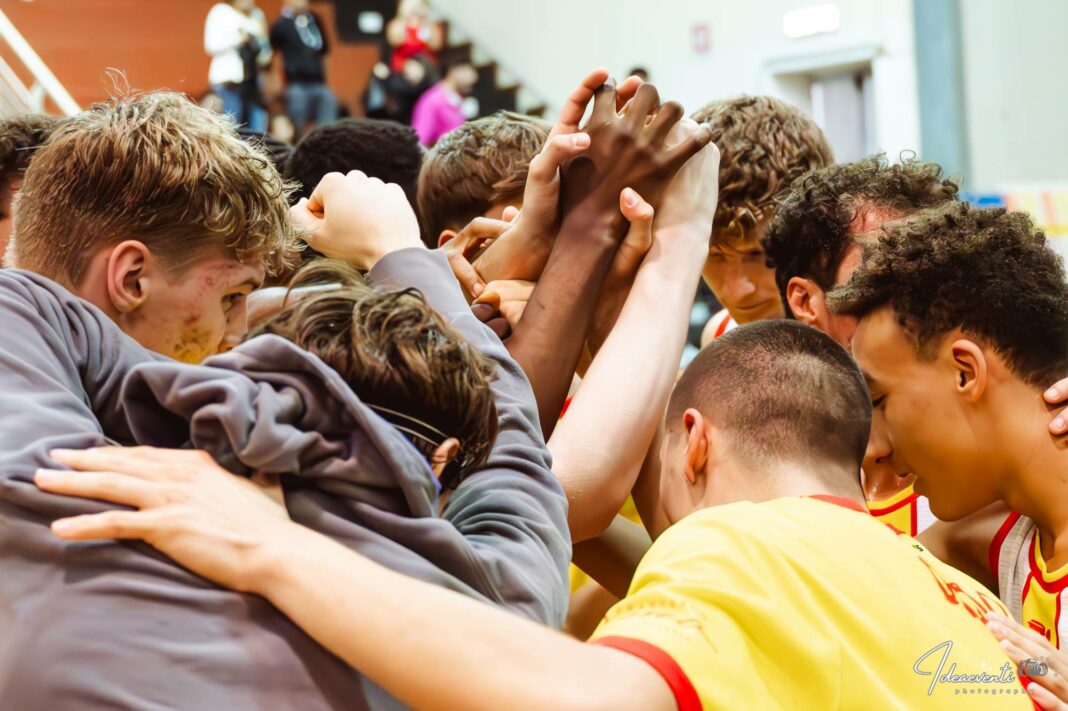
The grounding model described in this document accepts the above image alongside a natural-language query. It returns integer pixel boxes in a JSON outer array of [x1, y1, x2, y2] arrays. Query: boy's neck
[[994, 380, 1068, 566]]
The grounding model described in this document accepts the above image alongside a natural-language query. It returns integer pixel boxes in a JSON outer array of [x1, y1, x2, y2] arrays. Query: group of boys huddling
[[0, 67, 1067, 710]]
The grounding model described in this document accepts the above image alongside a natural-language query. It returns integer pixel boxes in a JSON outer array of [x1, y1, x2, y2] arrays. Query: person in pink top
[[412, 61, 478, 146]]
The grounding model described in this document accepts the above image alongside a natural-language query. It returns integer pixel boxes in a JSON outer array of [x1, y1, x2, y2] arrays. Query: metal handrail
[[0, 8, 78, 115]]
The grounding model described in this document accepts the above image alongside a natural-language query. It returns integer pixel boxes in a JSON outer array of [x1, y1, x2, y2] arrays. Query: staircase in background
[[0, 8, 78, 117], [331, 0, 547, 119]]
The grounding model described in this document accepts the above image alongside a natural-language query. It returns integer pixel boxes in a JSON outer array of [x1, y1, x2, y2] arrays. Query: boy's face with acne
[[124, 256, 267, 363]]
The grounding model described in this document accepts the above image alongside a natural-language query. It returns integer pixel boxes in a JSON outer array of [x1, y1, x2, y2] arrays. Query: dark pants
[[285, 82, 338, 135]]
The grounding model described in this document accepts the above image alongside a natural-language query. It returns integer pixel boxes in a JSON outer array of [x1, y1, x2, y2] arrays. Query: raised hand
[[470, 69, 646, 285], [561, 80, 712, 221], [291, 170, 423, 271]]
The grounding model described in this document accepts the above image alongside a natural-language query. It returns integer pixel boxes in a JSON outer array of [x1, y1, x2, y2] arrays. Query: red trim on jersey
[[713, 314, 732, 339], [1022, 571, 1036, 607], [989, 511, 1021, 580], [559, 396, 573, 419], [1028, 533, 1068, 594], [592, 636, 702, 711], [1056, 590, 1063, 646], [867, 492, 918, 516], [808, 494, 869, 515]]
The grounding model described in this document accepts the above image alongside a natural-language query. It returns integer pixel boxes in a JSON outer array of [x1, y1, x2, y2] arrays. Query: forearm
[[551, 231, 706, 541], [571, 515, 652, 598], [258, 526, 657, 711], [506, 211, 620, 436]]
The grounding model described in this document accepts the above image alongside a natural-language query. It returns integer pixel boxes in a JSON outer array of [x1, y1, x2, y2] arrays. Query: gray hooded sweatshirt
[[0, 249, 569, 710]]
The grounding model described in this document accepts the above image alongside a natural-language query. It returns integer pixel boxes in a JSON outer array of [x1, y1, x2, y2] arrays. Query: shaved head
[[668, 321, 871, 478]]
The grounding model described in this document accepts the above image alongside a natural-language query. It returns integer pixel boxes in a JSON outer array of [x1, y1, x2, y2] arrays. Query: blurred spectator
[[386, 0, 441, 72], [238, 2, 272, 131], [383, 56, 435, 125], [204, 0, 269, 131], [627, 66, 650, 82], [411, 60, 478, 146], [270, 0, 337, 139]]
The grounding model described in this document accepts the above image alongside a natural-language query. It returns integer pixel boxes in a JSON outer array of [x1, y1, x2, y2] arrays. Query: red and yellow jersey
[[867, 483, 938, 537], [992, 512, 1068, 648], [868, 483, 919, 535], [591, 496, 1034, 710]]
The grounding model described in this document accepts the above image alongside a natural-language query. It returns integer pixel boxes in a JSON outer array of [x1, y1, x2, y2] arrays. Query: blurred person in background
[[411, 59, 478, 146], [204, 0, 269, 132], [270, 0, 337, 140], [387, 0, 441, 72]]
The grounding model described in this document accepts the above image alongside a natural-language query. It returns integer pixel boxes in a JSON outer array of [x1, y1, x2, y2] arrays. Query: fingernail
[[1054, 418, 1064, 431], [471, 282, 485, 298], [1048, 387, 1059, 400], [571, 133, 590, 148], [623, 188, 639, 207], [51, 519, 75, 534], [35, 469, 61, 484]]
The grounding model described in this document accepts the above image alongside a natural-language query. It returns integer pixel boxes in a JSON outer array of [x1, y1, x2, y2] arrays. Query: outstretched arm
[[38, 447, 675, 711], [503, 79, 711, 436], [548, 133, 718, 541]]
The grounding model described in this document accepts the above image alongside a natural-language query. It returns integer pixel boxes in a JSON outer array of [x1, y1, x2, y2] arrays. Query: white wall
[[432, 0, 922, 160], [960, 0, 1068, 189]]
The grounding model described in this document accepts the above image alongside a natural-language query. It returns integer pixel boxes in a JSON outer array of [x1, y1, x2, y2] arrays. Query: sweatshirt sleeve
[[366, 249, 571, 626]]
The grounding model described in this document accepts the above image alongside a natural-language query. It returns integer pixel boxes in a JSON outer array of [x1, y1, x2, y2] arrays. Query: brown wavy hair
[[252, 260, 499, 485], [11, 91, 298, 286], [828, 202, 1068, 389], [0, 114, 65, 184], [418, 111, 549, 245], [692, 95, 833, 244], [762, 154, 959, 304]]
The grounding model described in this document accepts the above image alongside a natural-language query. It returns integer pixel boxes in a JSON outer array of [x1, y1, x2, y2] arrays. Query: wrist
[[242, 521, 323, 598]]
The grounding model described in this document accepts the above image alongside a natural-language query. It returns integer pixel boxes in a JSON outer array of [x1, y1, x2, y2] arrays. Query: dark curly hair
[[251, 260, 498, 487], [828, 202, 1068, 389], [762, 155, 959, 306], [286, 118, 423, 206], [0, 114, 65, 184], [691, 95, 833, 243]]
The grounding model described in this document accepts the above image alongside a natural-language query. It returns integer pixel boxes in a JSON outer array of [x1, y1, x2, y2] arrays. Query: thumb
[[290, 198, 322, 240], [619, 187, 655, 253], [526, 132, 591, 187]]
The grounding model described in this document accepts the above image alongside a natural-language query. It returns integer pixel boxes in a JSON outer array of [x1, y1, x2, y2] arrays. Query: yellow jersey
[[590, 496, 1034, 710]]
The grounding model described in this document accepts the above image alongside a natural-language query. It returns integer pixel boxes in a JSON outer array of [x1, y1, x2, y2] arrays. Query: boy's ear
[[437, 229, 458, 248], [430, 437, 461, 478], [786, 276, 823, 326], [950, 339, 987, 403], [682, 408, 710, 485], [106, 240, 152, 314]]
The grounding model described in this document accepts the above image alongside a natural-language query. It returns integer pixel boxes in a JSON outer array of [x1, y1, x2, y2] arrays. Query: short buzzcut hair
[[12, 91, 297, 286], [667, 320, 870, 475], [763, 155, 959, 306], [692, 96, 833, 245], [286, 118, 423, 205], [828, 202, 1068, 390], [417, 111, 549, 245], [0, 114, 65, 186], [252, 260, 498, 488]]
